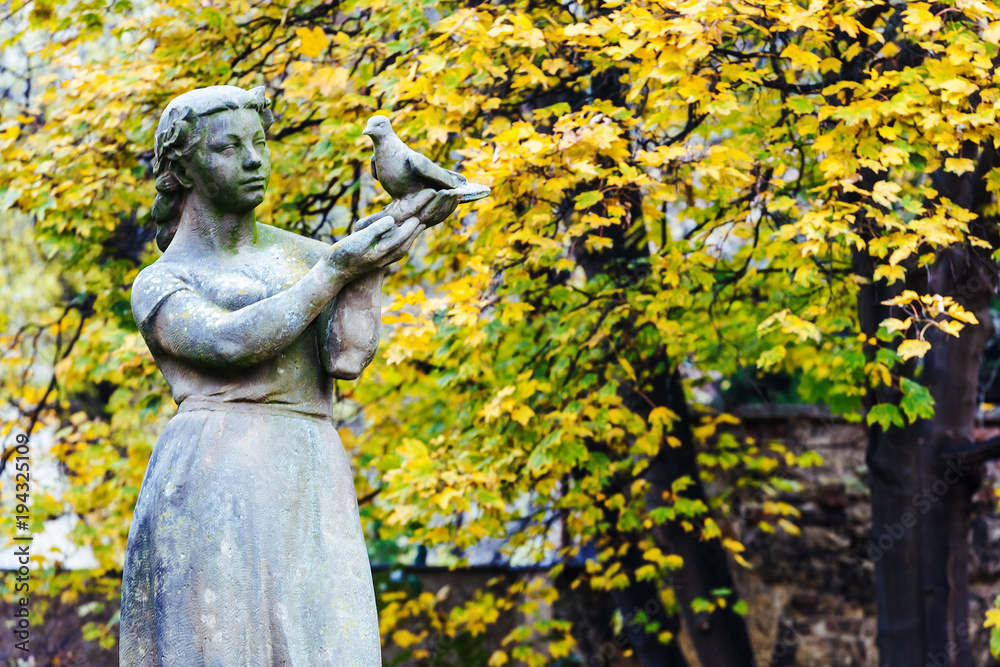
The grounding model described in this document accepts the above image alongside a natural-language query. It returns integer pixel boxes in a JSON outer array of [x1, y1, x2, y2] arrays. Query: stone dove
[[363, 115, 490, 203]]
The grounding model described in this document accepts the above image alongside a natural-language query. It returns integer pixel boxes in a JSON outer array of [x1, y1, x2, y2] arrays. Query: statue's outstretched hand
[[382, 188, 459, 230], [325, 215, 401, 280], [334, 189, 459, 280]]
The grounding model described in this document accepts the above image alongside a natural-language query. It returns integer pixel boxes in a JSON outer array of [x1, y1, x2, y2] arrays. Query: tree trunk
[[573, 195, 756, 667], [860, 144, 998, 666], [916, 252, 993, 667], [643, 368, 757, 667], [856, 247, 928, 666]]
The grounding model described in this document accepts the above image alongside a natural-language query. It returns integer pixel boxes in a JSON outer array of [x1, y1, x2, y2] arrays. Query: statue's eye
[[219, 145, 237, 156]]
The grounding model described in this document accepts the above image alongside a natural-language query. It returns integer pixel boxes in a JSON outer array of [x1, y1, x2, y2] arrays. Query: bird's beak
[[362, 125, 373, 136]]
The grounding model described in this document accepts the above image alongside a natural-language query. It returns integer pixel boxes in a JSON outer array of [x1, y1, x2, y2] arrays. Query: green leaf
[[574, 190, 604, 210], [899, 377, 935, 423], [691, 597, 714, 613], [526, 445, 553, 473], [867, 404, 904, 431]]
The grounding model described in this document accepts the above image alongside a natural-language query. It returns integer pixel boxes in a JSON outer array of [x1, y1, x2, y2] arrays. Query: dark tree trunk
[[642, 369, 757, 667], [572, 186, 756, 667], [859, 143, 998, 666], [608, 559, 688, 667], [914, 150, 998, 665], [856, 246, 928, 666]]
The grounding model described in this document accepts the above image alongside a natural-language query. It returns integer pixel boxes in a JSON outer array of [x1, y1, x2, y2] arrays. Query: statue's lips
[[241, 177, 266, 187]]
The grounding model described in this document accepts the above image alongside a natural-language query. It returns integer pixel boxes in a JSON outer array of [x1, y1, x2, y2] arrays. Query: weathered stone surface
[[120, 86, 461, 667], [364, 114, 490, 202]]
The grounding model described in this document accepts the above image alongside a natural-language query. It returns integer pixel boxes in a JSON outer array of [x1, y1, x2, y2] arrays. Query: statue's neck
[[173, 193, 259, 254]]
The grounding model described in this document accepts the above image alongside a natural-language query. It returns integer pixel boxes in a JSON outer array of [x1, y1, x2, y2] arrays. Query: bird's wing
[[407, 150, 467, 191], [370, 155, 378, 182]]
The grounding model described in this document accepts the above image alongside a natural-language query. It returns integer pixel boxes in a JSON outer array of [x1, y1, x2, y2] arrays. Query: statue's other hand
[[418, 189, 460, 228], [382, 188, 459, 230]]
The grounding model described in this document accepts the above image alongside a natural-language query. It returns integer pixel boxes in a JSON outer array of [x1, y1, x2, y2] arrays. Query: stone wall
[[729, 406, 1000, 667]]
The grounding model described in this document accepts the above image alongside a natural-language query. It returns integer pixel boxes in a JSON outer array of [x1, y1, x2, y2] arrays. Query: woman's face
[[183, 107, 271, 215]]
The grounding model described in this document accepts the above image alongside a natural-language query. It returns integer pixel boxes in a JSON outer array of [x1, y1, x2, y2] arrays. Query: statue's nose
[[244, 146, 262, 169]]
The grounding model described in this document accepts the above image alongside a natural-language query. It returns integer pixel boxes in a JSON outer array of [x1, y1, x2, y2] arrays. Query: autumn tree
[[4, 0, 1000, 666]]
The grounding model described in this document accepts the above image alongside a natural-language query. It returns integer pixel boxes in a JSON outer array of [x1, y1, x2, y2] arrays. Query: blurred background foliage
[[4, 0, 1000, 665]]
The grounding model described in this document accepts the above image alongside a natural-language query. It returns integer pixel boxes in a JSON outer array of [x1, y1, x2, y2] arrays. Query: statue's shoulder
[[132, 255, 189, 291], [257, 223, 328, 263], [130, 256, 194, 335]]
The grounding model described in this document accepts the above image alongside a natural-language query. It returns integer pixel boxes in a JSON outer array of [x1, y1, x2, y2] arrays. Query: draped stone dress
[[121, 227, 381, 667]]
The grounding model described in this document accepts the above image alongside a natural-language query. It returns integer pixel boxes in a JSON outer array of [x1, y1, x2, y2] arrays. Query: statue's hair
[[151, 85, 274, 250]]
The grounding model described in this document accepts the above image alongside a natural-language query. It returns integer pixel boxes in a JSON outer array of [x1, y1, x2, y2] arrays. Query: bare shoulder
[[132, 254, 189, 292], [130, 255, 196, 331]]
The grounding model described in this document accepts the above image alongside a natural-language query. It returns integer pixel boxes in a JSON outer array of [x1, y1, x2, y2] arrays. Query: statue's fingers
[[381, 199, 404, 220], [374, 216, 417, 254], [398, 220, 427, 258], [424, 194, 458, 226], [367, 215, 395, 240], [387, 216, 421, 251], [399, 213, 421, 234], [353, 211, 382, 232], [374, 217, 423, 266], [413, 189, 436, 211]]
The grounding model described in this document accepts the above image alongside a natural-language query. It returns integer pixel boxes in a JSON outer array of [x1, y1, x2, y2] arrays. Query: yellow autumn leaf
[[984, 22, 1000, 45], [878, 146, 908, 167], [664, 554, 684, 569], [881, 317, 912, 333], [872, 180, 902, 207], [648, 406, 673, 425], [564, 23, 593, 37], [296, 26, 329, 59], [778, 519, 801, 535], [780, 43, 822, 70], [898, 339, 932, 360], [510, 404, 534, 426], [873, 264, 906, 283], [757, 345, 786, 370], [618, 355, 636, 381], [397, 438, 429, 460], [722, 538, 745, 553], [936, 320, 964, 337], [947, 304, 979, 324], [945, 158, 975, 175], [392, 629, 423, 649], [882, 290, 921, 307], [701, 518, 722, 540]]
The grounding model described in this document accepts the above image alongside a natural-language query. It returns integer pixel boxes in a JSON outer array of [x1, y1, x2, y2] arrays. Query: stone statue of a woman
[[121, 85, 457, 666]]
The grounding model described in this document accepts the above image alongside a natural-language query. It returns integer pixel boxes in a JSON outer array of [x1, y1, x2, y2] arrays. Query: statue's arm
[[134, 216, 416, 369], [318, 271, 384, 380], [138, 261, 348, 370], [317, 210, 385, 380], [313, 191, 460, 379]]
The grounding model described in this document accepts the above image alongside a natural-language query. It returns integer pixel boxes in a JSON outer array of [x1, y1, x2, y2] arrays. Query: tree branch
[[940, 435, 1000, 466]]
